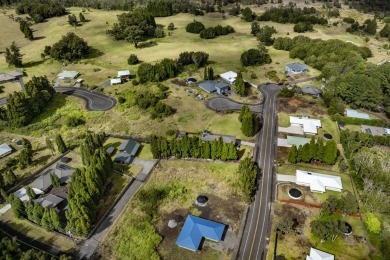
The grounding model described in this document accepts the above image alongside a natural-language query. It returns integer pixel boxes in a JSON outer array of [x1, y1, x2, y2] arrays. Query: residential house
[[306, 248, 334, 260], [296, 170, 343, 193], [114, 139, 140, 164], [277, 136, 311, 148], [0, 143, 12, 158], [176, 215, 225, 251], [220, 71, 237, 84], [301, 86, 322, 97], [201, 131, 237, 145], [361, 125, 390, 136], [285, 62, 309, 75], [117, 70, 131, 81], [0, 70, 23, 83], [13, 187, 43, 202], [290, 116, 322, 135], [53, 163, 75, 184], [33, 194, 64, 209], [198, 81, 230, 94], [29, 172, 53, 193], [344, 109, 370, 120], [57, 70, 79, 80]]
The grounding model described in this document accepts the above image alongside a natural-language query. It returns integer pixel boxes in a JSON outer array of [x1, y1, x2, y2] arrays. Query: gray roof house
[[29, 172, 53, 193], [301, 86, 322, 97], [114, 140, 140, 164], [53, 163, 75, 184], [198, 81, 230, 94], [285, 62, 309, 75], [33, 194, 64, 209], [57, 70, 79, 79], [0, 143, 12, 158], [201, 132, 237, 145], [361, 125, 390, 136], [0, 70, 23, 83]]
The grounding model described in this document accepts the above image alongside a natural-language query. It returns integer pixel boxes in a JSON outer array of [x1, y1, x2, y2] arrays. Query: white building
[[0, 143, 12, 158], [110, 78, 122, 85], [296, 170, 343, 193], [306, 248, 334, 260], [220, 71, 237, 84], [290, 116, 322, 135]]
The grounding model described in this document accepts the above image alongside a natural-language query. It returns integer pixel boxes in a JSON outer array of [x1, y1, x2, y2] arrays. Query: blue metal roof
[[176, 215, 225, 251], [198, 81, 229, 93], [286, 62, 308, 72]]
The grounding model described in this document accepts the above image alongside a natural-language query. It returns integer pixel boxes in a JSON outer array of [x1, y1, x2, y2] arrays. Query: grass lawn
[[100, 159, 245, 259], [137, 143, 154, 160], [206, 113, 254, 141], [267, 202, 371, 260], [345, 124, 361, 132], [0, 211, 76, 253], [278, 112, 290, 127]]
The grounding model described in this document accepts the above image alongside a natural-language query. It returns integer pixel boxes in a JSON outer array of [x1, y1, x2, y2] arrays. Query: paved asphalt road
[[0, 87, 116, 111], [237, 83, 281, 260], [55, 87, 116, 111]]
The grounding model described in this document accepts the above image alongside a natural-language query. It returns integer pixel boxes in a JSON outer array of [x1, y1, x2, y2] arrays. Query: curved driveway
[[237, 83, 282, 260], [206, 97, 263, 113], [55, 87, 116, 111]]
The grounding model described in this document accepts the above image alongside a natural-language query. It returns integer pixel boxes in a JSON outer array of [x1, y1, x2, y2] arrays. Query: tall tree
[[309, 137, 317, 161], [26, 186, 36, 200], [237, 157, 258, 202], [50, 173, 61, 187], [288, 145, 298, 164], [45, 137, 55, 155], [55, 134, 67, 153], [4, 169, 17, 186], [68, 14, 78, 27], [323, 140, 338, 164], [8, 194, 25, 219], [235, 71, 246, 96], [79, 12, 86, 22], [5, 41, 23, 67]]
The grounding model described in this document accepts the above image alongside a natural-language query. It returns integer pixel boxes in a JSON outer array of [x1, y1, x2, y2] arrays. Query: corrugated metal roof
[[287, 136, 311, 146], [345, 109, 370, 120], [286, 62, 308, 72], [176, 215, 225, 251]]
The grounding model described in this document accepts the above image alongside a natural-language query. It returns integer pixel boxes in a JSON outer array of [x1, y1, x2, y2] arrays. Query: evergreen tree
[[288, 145, 298, 163], [237, 157, 258, 202], [228, 143, 238, 160], [301, 143, 311, 163], [41, 208, 54, 231], [23, 24, 33, 40], [211, 140, 218, 160], [49, 208, 62, 231], [204, 66, 208, 80], [4, 169, 17, 186], [316, 137, 324, 161], [235, 71, 246, 96], [45, 137, 55, 155], [221, 144, 229, 161], [68, 14, 78, 27], [79, 12, 86, 22], [55, 134, 67, 153], [26, 186, 36, 200], [50, 173, 61, 187], [168, 22, 175, 31], [8, 194, 25, 219], [309, 137, 317, 161], [296, 145, 304, 162], [5, 41, 23, 67], [208, 66, 214, 80], [241, 111, 255, 137], [32, 202, 44, 224], [0, 188, 7, 203], [239, 105, 250, 122], [323, 140, 338, 165]]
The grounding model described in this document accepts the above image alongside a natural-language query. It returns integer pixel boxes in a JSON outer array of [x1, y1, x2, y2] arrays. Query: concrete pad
[[0, 204, 11, 215], [278, 125, 304, 135], [277, 138, 291, 147], [276, 174, 296, 183]]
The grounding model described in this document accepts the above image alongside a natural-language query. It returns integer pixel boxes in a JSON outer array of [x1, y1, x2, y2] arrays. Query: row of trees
[[288, 138, 338, 165], [150, 135, 238, 160], [16, 0, 67, 23], [257, 4, 328, 25], [147, 0, 173, 17], [66, 133, 113, 236], [138, 51, 209, 83], [251, 23, 277, 46], [239, 105, 259, 137], [199, 25, 235, 39], [0, 76, 55, 127]]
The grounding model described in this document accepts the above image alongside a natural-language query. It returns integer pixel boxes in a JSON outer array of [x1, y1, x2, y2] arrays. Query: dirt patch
[[287, 97, 302, 108], [171, 78, 187, 87], [278, 183, 321, 205], [277, 147, 289, 164]]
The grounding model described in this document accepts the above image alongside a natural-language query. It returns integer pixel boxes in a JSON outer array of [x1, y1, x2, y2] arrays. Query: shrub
[[128, 54, 139, 65], [66, 116, 84, 127], [293, 22, 313, 33], [167, 22, 175, 30], [132, 79, 140, 86], [118, 96, 126, 104], [186, 20, 205, 33], [50, 32, 89, 61], [365, 213, 382, 234], [241, 48, 272, 67]]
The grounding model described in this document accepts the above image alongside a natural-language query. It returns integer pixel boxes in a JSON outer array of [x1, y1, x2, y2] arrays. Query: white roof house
[[110, 78, 122, 85], [57, 70, 79, 79], [0, 143, 12, 158], [117, 70, 131, 78], [220, 71, 237, 84], [290, 116, 322, 134], [13, 187, 43, 202], [296, 170, 342, 193], [306, 248, 334, 260]]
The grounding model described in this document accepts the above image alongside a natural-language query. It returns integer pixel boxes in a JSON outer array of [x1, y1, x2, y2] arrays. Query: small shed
[[106, 146, 116, 156], [117, 70, 131, 81], [110, 78, 122, 86], [57, 70, 79, 79]]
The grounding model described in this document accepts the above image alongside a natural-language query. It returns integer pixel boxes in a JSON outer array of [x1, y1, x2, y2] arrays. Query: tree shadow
[[32, 154, 51, 166], [22, 59, 45, 68], [33, 36, 46, 41], [137, 41, 158, 49], [87, 46, 104, 59]]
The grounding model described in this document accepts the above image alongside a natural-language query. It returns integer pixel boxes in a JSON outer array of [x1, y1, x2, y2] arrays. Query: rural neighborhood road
[[0, 87, 116, 111], [237, 83, 281, 260], [78, 159, 157, 259]]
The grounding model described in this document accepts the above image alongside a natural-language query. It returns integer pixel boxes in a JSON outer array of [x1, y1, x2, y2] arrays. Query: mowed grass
[[0, 210, 76, 253]]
